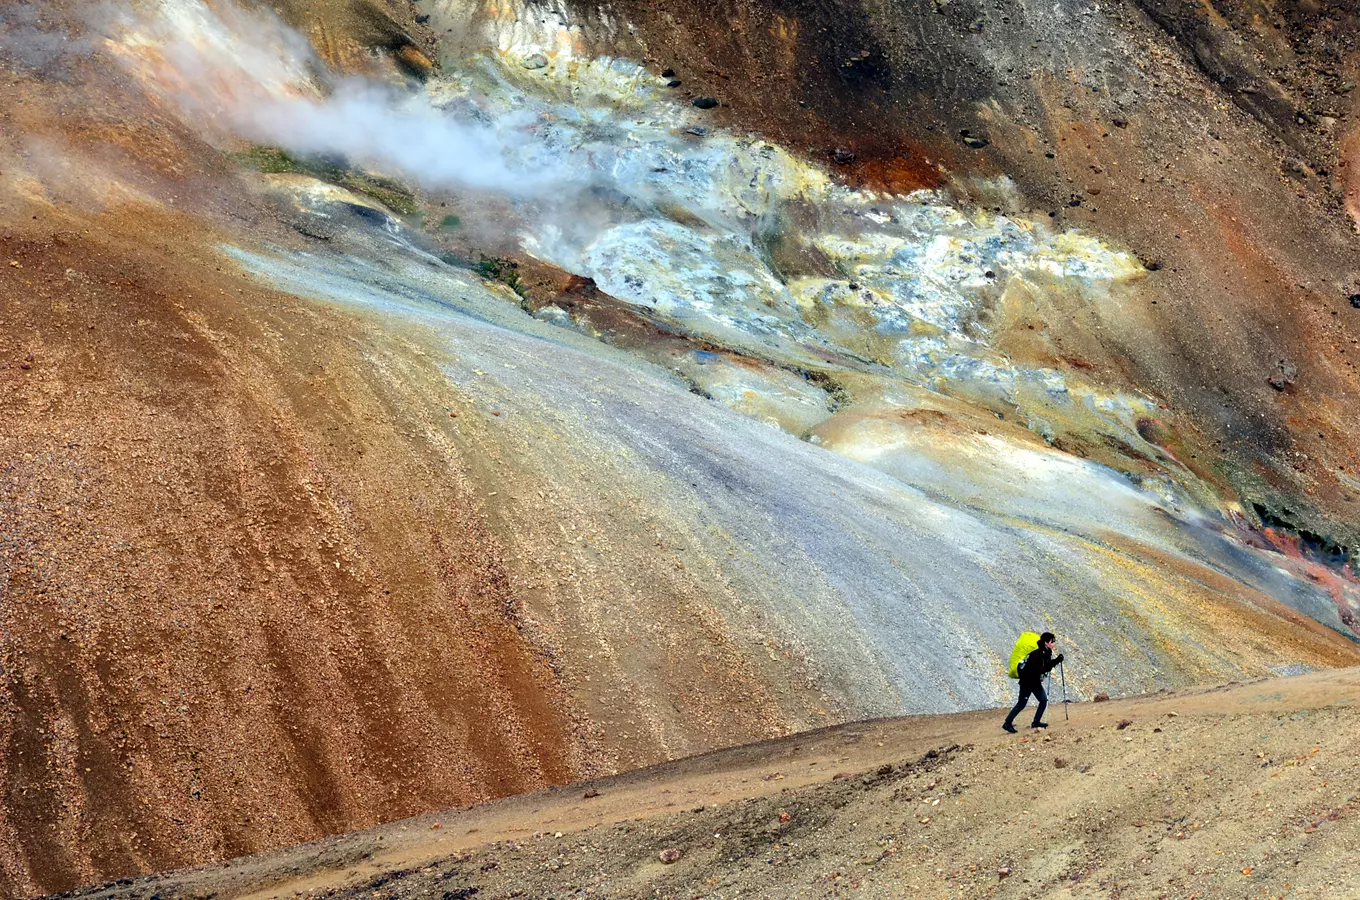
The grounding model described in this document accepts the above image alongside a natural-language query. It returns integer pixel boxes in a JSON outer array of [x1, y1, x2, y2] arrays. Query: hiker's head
[[1040, 632, 1056, 649]]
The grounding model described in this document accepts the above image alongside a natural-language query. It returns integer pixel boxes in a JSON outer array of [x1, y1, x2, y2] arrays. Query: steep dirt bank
[[57, 667, 1360, 900], [0, 206, 592, 895]]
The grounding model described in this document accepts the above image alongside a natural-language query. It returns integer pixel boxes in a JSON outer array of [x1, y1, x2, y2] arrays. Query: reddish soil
[[0, 205, 589, 896]]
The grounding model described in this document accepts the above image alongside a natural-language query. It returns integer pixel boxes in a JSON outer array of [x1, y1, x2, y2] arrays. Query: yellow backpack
[[1008, 632, 1041, 679]]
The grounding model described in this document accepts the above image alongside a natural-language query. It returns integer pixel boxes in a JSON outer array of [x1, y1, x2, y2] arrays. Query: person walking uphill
[[1003, 632, 1063, 733]]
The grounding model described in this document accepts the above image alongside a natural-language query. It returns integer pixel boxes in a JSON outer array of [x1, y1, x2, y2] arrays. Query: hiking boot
[[1030, 722, 1049, 729], [1002, 723, 1018, 734]]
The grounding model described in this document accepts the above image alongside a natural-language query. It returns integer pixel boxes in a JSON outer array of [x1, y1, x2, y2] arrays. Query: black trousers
[[1004, 682, 1048, 727]]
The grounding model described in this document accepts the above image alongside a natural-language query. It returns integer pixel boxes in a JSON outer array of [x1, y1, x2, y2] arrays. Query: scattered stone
[[521, 53, 549, 70], [692, 97, 719, 109], [1268, 359, 1298, 391], [832, 148, 857, 164], [999, 866, 1013, 880], [414, 13, 430, 23], [661, 68, 675, 78], [666, 79, 682, 88], [686, 126, 708, 136], [778, 812, 792, 823], [1144, 260, 1163, 271], [1113, 116, 1129, 128], [394, 45, 435, 78], [658, 848, 683, 864], [1116, 719, 1133, 730], [1349, 293, 1360, 308], [959, 129, 989, 149], [1093, 693, 1110, 702], [1283, 157, 1312, 180], [583, 788, 600, 799], [1053, 758, 1068, 768]]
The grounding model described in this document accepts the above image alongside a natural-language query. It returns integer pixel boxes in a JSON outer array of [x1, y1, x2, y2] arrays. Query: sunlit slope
[[3, 0, 1360, 895], [57, 668, 1360, 900]]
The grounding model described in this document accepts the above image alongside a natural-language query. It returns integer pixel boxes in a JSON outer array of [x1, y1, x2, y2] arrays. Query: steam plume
[[109, 0, 579, 198]]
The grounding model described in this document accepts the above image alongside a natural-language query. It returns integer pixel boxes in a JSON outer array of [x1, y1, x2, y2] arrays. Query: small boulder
[[1053, 758, 1068, 769], [521, 53, 549, 70], [1116, 719, 1133, 730], [999, 866, 1013, 880], [1093, 692, 1110, 703], [959, 129, 989, 149], [1268, 359, 1298, 391], [1349, 293, 1360, 309], [395, 45, 435, 78], [659, 848, 683, 864], [692, 97, 719, 109]]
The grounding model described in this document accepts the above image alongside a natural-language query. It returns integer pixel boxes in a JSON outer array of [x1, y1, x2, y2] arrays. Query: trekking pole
[[1060, 660, 1070, 721]]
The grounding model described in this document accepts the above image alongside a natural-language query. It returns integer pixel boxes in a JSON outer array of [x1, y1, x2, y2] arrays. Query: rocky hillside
[[2, 0, 1360, 894]]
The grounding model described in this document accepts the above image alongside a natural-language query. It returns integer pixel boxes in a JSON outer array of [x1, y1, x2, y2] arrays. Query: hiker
[[1003, 631, 1063, 733]]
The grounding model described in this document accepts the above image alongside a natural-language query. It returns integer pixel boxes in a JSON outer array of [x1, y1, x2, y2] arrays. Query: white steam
[[109, 0, 580, 197]]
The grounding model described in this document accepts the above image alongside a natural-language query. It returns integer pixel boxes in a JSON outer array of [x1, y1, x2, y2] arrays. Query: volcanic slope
[[6, 0, 1360, 895], [56, 667, 1360, 900]]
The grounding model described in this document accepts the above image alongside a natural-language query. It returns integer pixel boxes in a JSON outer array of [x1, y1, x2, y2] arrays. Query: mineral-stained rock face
[[537, 0, 1360, 550], [2, 0, 1360, 894]]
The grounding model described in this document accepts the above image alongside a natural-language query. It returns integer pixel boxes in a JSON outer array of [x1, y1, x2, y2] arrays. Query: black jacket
[[1019, 646, 1061, 687]]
